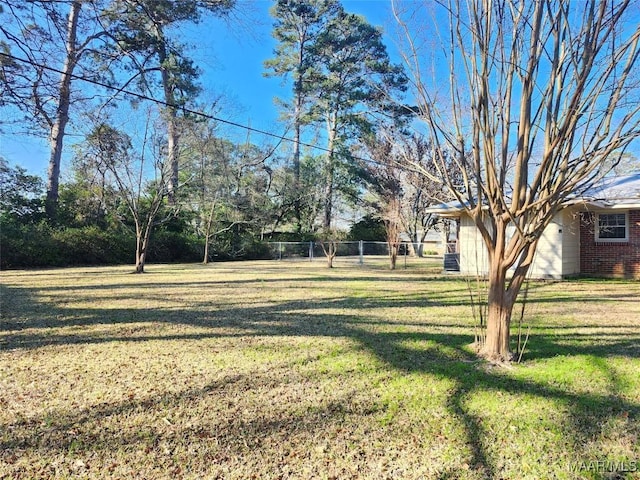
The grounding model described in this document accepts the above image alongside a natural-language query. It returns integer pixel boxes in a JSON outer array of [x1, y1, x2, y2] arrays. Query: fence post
[[359, 240, 364, 265], [309, 241, 314, 261], [404, 242, 408, 269], [278, 242, 282, 261]]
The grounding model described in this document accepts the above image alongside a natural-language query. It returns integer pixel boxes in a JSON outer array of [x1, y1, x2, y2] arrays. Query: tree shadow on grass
[[1, 369, 388, 478], [2, 278, 639, 478], [348, 326, 640, 479]]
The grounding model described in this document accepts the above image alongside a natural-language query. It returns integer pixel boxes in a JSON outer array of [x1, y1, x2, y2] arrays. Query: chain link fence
[[266, 241, 443, 268]]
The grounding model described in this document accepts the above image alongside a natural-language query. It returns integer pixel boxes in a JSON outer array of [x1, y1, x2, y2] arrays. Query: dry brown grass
[[1, 261, 639, 479]]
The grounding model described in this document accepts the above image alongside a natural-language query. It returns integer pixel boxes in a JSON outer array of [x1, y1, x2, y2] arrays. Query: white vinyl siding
[[560, 208, 581, 276], [457, 211, 574, 279], [458, 215, 489, 276]]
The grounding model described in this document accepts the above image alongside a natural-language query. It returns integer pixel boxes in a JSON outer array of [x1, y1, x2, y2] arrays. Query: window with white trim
[[595, 212, 628, 242]]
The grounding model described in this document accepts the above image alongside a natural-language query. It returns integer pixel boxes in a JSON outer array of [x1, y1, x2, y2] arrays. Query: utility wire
[[0, 51, 387, 167]]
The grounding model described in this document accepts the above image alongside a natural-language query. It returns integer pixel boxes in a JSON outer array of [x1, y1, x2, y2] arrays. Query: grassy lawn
[[1, 260, 639, 479]]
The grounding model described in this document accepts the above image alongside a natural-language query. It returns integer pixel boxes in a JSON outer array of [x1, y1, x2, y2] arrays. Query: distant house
[[427, 173, 640, 279]]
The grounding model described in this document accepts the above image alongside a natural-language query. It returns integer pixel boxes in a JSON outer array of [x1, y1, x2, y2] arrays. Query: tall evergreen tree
[[104, 0, 235, 205], [310, 9, 407, 236], [264, 0, 340, 234]]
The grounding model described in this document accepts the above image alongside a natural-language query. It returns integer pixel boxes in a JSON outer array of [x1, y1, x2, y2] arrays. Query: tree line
[[0, 0, 447, 271]]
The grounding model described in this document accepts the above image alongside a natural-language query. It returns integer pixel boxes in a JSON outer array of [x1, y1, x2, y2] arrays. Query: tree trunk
[[166, 112, 179, 205], [480, 239, 538, 361], [389, 243, 398, 270], [320, 241, 337, 268], [292, 81, 303, 234], [481, 271, 515, 361], [135, 224, 153, 274], [135, 252, 146, 273], [135, 229, 146, 274], [156, 27, 179, 205], [46, 0, 81, 219], [203, 235, 210, 265], [323, 112, 337, 230], [202, 200, 216, 264]]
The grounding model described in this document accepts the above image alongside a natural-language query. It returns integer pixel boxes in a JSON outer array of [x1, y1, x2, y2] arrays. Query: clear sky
[[3, 1, 637, 179], [0, 0, 399, 178]]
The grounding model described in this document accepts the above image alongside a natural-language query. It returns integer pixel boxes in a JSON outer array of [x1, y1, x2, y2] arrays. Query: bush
[[348, 215, 386, 241], [0, 218, 267, 269], [0, 222, 134, 269], [239, 237, 272, 260], [0, 221, 60, 269], [148, 231, 203, 263], [52, 227, 133, 266]]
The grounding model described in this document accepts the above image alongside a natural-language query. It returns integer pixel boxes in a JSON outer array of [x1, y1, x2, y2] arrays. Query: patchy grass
[[1, 261, 639, 480]]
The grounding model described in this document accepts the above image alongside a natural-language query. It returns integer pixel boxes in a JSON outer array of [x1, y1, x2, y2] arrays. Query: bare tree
[[394, 132, 456, 257], [360, 140, 403, 269], [80, 113, 170, 273], [394, 0, 640, 361], [360, 129, 457, 268], [0, 0, 113, 219]]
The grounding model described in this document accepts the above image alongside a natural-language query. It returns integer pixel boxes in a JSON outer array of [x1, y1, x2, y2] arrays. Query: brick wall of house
[[580, 210, 640, 279]]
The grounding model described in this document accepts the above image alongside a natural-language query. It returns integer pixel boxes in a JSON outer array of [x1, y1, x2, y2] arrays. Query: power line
[[0, 51, 381, 166]]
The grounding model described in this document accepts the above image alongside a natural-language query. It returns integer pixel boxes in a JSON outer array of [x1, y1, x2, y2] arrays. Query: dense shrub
[[0, 221, 60, 269], [0, 219, 277, 269], [347, 215, 386, 241], [239, 237, 272, 260], [52, 227, 133, 266], [0, 222, 134, 269], [147, 231, 203, 263]]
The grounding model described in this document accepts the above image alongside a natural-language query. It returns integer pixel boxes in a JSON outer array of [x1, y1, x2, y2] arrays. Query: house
[[427, 173, 640, 279]]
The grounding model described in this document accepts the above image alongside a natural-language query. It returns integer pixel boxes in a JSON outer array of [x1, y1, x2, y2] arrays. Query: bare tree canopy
[[394, 0, 640, 360]]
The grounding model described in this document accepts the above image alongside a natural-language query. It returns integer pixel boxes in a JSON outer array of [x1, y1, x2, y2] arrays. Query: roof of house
[[426, 171, 640, 215], [577, 172, 640, 209]]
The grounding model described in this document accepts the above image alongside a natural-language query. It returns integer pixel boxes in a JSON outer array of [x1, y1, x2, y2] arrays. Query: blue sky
[[4, 1, 637, 179], [0, 0, 399, 178]]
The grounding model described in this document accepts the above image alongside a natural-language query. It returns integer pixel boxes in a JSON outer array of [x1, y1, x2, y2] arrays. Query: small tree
[[396, 135, 456, 257], [394, 0, 640, 361], [359, 129, 457, 268], [80, 116, 170, 273], [359, 133, 403, 270]]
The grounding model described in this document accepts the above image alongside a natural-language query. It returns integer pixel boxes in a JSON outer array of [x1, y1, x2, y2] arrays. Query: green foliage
[[265, 0, 341, 114], [0, 158, 45, 223], [104, 0, 234, 107], [52, 226, 134, 266], [147, 230, 202, 263], [202, 223, 271, 261], [348, 215, 386, 241], [0, 216, 273, 269], [309, 8, 408, 137], [0, 222, 133, 269], [57, 183, 118, 229], [0, 221, 58, 269]]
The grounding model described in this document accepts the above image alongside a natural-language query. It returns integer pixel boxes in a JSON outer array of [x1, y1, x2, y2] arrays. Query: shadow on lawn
[[2, 278, 639, 479], [0, 366, 400, 479]]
